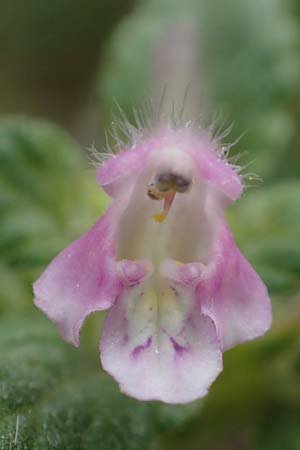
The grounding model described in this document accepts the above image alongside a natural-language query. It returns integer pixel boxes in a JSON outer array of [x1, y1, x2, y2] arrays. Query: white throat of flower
[[116, 146, 212, 266], [115, 147, 214, 354]]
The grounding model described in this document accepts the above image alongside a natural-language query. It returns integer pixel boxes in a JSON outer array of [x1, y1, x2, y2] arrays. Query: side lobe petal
[[33, 205, 121, 346], [200, 220, 272, 351]]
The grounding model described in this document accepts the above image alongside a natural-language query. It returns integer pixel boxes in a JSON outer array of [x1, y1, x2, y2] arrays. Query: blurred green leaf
[[99, 0, 300, 177], [257, 404, 300, 450], [228, 181, 300, 294], [0, 117, 107, 313], [0, 314, 197, 450], [0, 0, 135, 134], [160, 311, 300, 450]]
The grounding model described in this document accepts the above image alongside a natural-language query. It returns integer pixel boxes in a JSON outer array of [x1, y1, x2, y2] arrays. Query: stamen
[[153, 191, 176, 223], [149, 172, 190, 223], [155, 173, 191, 193], [147, 184, 165, 200], [164, 191, 176, 211], [153, 212, 167, 223]]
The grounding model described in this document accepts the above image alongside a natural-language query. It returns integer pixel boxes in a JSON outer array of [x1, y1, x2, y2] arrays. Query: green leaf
[[0, 314, 197, 450], [160, 313, 300, 450], [228, 181, 300, 294], [0, 117, 107, 313], [257, 404, 300, 450], [99, 0, 300, 177]]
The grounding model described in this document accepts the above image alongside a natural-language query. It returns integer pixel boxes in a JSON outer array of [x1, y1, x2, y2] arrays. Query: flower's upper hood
[[96, 127, 243, 204]]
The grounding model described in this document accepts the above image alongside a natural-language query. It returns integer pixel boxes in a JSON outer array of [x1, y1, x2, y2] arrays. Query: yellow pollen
[[153, 212, 166, 223]]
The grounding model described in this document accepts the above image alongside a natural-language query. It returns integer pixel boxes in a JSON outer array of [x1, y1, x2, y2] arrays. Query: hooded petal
[[189, 140, 243, 204], [96, 128, 243, 203], [100, 263, 223, 404], [96, 140, 151, 197], [157, 128, 243, 203], [200, 219, 272, 351], [33, 204, 123, 346]]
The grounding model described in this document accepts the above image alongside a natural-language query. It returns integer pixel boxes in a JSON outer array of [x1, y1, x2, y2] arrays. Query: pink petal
[[96, 142, 150, 197], [96, 128, 242, 203], [189, 142, 243, 203], [200, 220, 272, 351], [170, 128, 243, 203], [33, 205, 122, 346], [116, 259, 153, 286], [100, 273, 223, 404]]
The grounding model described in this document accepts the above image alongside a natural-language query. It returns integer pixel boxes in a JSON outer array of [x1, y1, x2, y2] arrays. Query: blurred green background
[[0, 0, 300, 449]]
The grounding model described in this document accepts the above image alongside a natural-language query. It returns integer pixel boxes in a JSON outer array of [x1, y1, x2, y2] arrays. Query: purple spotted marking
[[122, 334, 129, 346], [170, 337, 189, 356], [131, 336, 152, 359]]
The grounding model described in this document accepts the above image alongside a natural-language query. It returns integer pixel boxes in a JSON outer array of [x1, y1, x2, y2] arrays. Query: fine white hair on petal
[[88, 93, 258, 188], [87, 142, 113, 168]]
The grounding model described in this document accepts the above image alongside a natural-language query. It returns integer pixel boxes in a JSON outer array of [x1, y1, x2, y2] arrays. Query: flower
[[33, 123, 272, 404]]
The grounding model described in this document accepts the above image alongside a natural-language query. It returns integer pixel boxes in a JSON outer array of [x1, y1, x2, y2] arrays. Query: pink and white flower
[[33, 123, 272, 404]]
